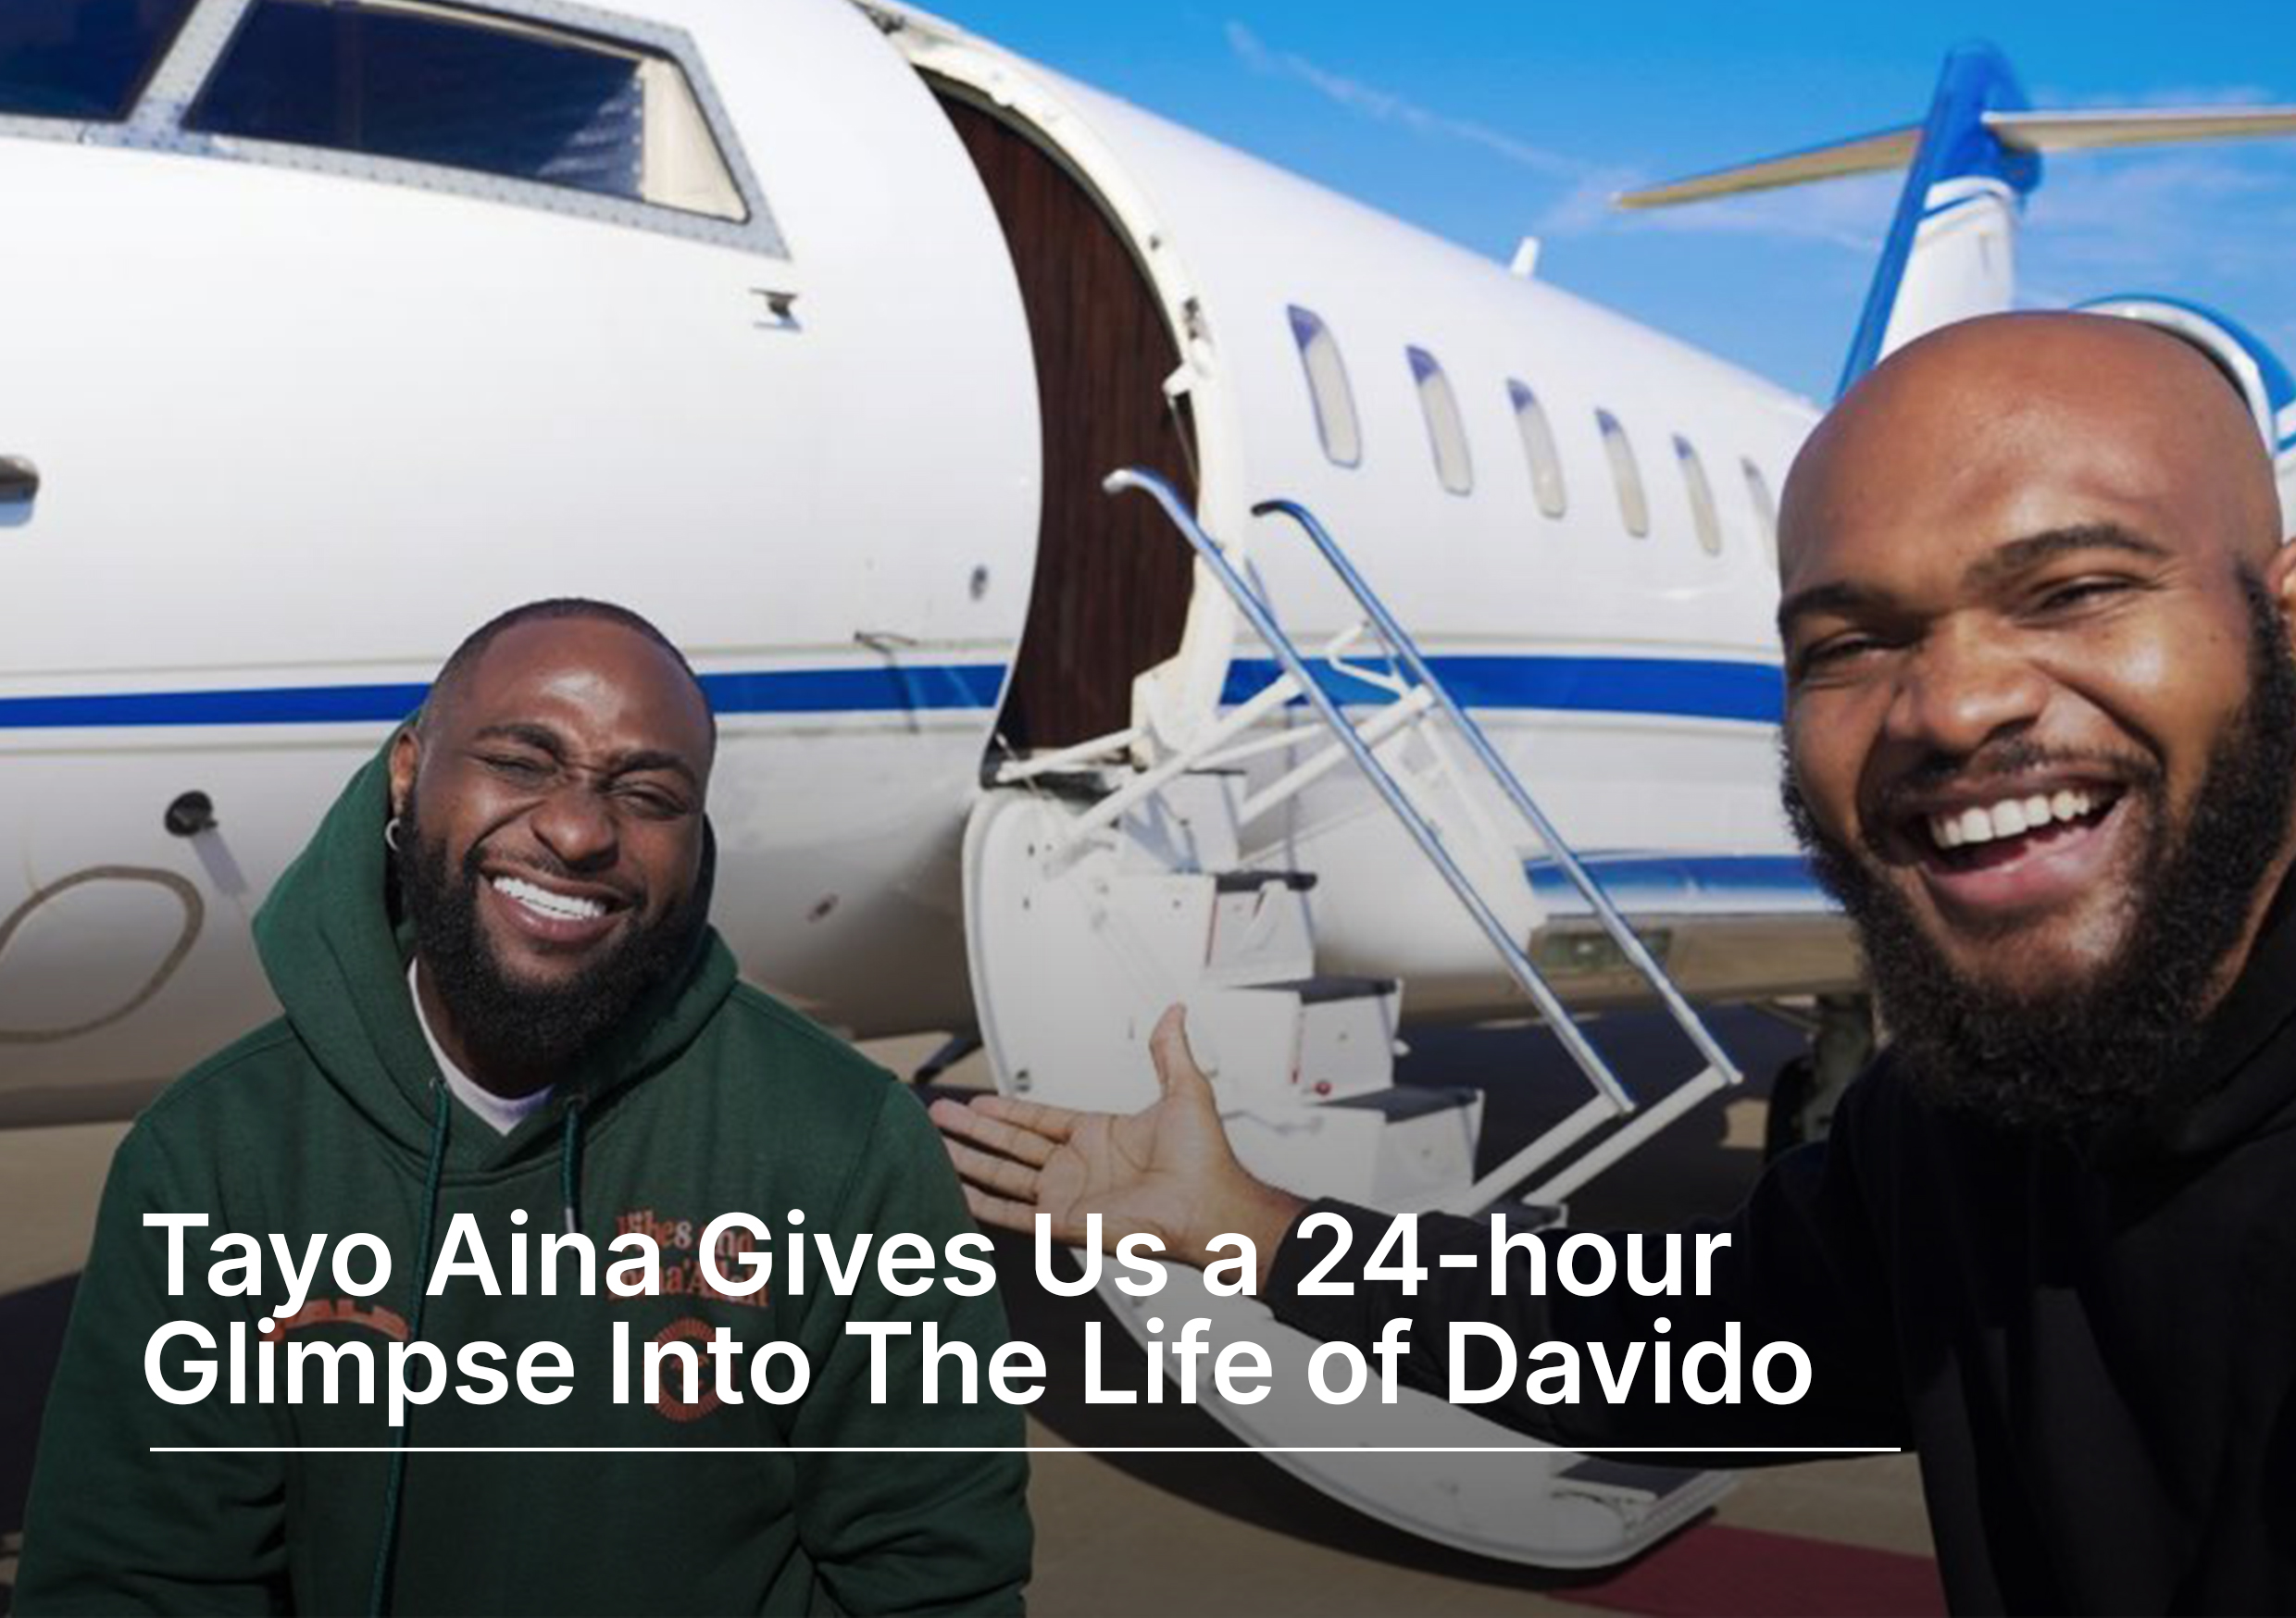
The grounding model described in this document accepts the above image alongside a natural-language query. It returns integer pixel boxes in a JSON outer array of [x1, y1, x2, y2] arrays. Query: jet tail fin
[[1616, 43, 2296, 398]]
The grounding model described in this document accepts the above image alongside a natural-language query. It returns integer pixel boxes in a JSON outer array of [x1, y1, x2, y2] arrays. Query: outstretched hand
[[930, 1006, 1305, 1275]]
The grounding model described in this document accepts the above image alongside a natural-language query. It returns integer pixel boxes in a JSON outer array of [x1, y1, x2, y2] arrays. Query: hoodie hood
[[251, 737, 737, 1169], [27, 740, 1030, 1618]]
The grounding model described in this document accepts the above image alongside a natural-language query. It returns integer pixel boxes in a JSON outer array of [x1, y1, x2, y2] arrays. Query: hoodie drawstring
[[368, 1081, 450, 1618], [559, 1096, 586, 1236]]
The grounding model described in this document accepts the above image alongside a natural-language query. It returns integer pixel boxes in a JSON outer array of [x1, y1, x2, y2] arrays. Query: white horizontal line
[[153, 1445, 1902, 1455]]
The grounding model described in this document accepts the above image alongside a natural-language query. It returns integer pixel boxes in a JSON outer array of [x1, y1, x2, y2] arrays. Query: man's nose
[[528, 784, 618, 868], [1883, 623, 2050, 758]]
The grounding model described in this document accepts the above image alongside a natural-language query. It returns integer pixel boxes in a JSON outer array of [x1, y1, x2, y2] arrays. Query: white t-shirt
[[408, 960, 555, 1136]]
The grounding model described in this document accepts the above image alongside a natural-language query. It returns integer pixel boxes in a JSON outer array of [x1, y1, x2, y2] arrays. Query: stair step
[[1194, 977, 1398, 1106], [1005, 767, 1123, 803], [1260, 973, 1396, 1004], [1554, 1459, 1712, 1506], [1079, 867, 1316, 989], [1226, 1083, 1482, 1208], [1213, 869, 1317, 893], [1479, 1199, 1567, 1234], [1115, 771, 1245, 874], [1319, 1084, 1475, 1122], [1202, 877, 1317, 987]]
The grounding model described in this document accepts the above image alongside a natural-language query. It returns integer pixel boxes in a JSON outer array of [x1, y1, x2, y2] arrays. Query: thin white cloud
[[1223, 18, 1891, 254], [1223, 19, 1591, 182]]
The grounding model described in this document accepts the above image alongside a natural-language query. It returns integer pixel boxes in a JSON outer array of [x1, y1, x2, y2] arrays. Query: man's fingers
[[967, 1092, 1082, 1140], [942, 1139, 1042, 1203], [928, 1098, 1056, 1168]]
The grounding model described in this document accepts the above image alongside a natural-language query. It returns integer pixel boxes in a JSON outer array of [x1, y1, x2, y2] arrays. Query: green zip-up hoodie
[[19, 748, 1030, 1615]]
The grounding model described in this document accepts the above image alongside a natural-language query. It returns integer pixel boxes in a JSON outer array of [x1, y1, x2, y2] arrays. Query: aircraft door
[[932, 91, 1198, 753]]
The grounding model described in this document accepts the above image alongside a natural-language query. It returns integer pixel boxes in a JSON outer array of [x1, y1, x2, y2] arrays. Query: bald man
[[936, 314, 2296, 1612]]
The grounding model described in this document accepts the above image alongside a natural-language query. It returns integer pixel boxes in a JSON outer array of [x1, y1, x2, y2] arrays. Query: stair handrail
[[1104, 467, 1639, 1114], [1250, 496, 1743, 1089]]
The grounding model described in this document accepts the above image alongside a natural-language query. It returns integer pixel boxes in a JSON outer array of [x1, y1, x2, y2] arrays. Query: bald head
[[418, 598, 714, 754], [1783, 312, 2284, 581], [1772, 310, 2296, 1128]]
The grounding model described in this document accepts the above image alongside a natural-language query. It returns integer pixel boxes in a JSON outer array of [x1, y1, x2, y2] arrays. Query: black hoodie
[[1268, 901, 2296, 1613]]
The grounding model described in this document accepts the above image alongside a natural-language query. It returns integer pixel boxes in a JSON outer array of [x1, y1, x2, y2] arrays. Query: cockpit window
[[186, 0, 746, 222], [0, 0, 199, 122]]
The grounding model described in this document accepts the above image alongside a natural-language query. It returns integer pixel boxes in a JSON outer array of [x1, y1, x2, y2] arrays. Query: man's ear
[[387, 724, 420, 823], [2267, 539, 2296, 644]]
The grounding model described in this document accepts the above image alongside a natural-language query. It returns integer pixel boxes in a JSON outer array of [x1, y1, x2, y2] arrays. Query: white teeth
[[1926, 789, 2107, 853], [492, 874, 605, 922]]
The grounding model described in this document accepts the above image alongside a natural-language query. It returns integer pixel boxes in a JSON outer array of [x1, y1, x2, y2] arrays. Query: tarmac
[[0, 1010, 1937, 1616]]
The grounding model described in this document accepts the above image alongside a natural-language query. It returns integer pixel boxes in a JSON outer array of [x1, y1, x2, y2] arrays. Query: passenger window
[[1408, 347, 1473, 495], [187, 0, 745, 221], [1289, 306, 1363, 467], [1742, 458, 1779, 557], [0, 0, 198, 121], [1596, 410, 1650, 538], [1507, 380, 1567, 517], [1674, 435, 1723, 556]]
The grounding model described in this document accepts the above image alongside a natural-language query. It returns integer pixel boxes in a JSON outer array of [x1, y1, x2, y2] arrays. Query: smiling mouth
[[486, 871, 626, 927], [1917, 785, 2120, 864]]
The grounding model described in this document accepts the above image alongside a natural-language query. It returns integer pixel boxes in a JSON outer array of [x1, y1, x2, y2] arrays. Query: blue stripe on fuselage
[[1527, 853, 1831, 915], [0, 654, 1782, 729], [0, 666, 1009, 728], [1220, 654, 1784, 725]]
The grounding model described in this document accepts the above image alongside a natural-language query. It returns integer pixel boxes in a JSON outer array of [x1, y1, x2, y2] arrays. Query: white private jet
[[3, 0, 2292, 1566]]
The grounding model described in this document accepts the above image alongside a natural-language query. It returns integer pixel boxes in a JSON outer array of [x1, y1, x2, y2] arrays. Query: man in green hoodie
[[19, 600, 1031, 1615]]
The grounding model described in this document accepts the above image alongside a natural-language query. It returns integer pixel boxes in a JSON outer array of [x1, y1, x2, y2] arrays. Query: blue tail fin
[[1837, 43, 2034, 397], [1614, 44, 2296, 401]]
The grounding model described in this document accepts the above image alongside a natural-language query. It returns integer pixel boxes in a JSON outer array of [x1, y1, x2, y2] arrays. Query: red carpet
[[1568, 1523, 1946, 1617]]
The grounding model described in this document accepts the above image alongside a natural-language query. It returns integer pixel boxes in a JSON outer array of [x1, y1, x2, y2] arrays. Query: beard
[[1782, 570, 2296, 1140], [393, 794, 705, 1080]]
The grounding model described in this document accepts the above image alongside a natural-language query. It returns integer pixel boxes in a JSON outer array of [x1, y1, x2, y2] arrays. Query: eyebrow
[[471, 723, 702, 788], [1962, 522, 2171, 591], [1776, 522, 2173, 638], [1776, 579, 1886, 639]]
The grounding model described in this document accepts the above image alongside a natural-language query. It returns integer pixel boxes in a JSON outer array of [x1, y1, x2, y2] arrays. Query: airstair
[[961, 469, 1746, 1566]]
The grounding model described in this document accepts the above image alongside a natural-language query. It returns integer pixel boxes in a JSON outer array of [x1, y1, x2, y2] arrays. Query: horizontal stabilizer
[[1986, 105, 2296, 152], [1616, 104, 2296, 210], [1616, 127, 1917, 208]]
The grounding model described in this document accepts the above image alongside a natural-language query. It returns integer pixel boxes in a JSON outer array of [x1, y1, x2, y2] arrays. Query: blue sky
[[928, 2, 2296, 403]]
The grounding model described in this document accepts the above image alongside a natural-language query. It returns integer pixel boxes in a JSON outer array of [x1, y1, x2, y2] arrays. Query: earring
[[383, 816, 404, 853]]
